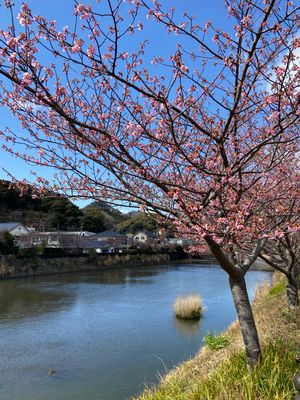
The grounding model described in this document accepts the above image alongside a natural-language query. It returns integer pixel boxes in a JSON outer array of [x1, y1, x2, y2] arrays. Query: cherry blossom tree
[[260, 233, 300, 307], [255, 157, 300, 309], [0, 0, 299, 366]]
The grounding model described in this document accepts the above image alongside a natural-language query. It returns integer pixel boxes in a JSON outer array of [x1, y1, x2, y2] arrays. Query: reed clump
[[173, 293, 204, 320]]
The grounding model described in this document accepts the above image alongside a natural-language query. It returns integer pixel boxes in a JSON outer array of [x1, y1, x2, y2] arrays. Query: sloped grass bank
[[134, 277, 300, 400]]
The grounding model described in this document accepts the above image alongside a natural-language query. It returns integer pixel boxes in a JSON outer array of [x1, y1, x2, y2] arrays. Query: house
[[92, 230, 127, 243], [133, 230, 157, 244], [67, 238, 108, 253], [90, 230, 129, 251], [16, 232, 60, 248], [0, 222, 31, 237], [17, 231, 95, 248], [77, 237, 126, 254], [54, 231, 95, 237], [16, 229, 129, 253]]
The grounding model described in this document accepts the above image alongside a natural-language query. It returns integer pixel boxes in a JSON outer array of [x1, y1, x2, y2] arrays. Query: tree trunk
[[286, 270, 299, 308], [229, 276, 261, 367], [204, 236, 262, 367]]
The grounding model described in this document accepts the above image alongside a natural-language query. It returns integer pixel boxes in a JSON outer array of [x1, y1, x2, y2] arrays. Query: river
[[0, 264, 271, 400]]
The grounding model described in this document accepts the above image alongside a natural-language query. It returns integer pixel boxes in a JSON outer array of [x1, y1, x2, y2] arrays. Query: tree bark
[[286, 271, 299, 308], [229, 276, 261, 367], [204, 236, 262, 367]]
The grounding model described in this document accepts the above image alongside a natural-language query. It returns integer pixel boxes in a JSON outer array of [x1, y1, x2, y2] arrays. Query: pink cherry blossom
[[0, 0, 299, 367]]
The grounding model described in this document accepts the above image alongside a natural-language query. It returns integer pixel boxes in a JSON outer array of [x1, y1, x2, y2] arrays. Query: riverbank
[[134, 274, 300, 400], [0, 252, 273, 280], [0, 253, 175, 279]]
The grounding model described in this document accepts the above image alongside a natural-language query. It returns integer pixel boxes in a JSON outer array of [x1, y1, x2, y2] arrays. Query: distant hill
[[82, 201, 126, 231], [0, 180, 82, 231], [0, 180, 161, 234], [116, 212, 159, 234]]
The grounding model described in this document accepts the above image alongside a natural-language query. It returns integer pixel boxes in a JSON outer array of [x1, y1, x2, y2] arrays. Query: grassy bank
[[134, 275, 300, 400]]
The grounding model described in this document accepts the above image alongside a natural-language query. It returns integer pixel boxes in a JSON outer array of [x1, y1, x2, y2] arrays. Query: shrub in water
[[173, 293, 203, 320]]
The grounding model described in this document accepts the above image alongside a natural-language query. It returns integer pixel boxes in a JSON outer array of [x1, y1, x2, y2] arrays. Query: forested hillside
[[0, 180, 83, 230], [116, 212, 159, 233], [0, 181, 159, 233]]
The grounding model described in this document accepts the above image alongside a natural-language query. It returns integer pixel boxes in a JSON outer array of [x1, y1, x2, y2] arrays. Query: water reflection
[[0, 280, 75, 321], [0, 266, 173, 322], [127, 266, 170, 278], [173, 317, 201, 338], [0, 265, 272, 400], [126, 278, 154, 285], [45, 266, 167, 286]]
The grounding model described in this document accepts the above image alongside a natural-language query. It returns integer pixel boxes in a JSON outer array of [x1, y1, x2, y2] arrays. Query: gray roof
[[92, 230, 127, 239], [73, 239, 108, 249], [0, 222, 24, 232]]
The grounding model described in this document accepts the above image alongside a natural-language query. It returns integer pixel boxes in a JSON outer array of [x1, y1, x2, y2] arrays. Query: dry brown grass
[[173, 293, 203, 320]]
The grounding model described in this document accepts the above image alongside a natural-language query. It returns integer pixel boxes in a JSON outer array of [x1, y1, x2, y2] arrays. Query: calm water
[[0, 264, 271, 400]]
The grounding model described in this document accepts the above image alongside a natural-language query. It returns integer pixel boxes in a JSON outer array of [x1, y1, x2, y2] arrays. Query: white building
[[133, 231, 157, 243], [0, 222, 31, 236]]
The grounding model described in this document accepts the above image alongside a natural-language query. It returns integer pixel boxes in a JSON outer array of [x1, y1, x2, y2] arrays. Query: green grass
[[136, 340, 299, 400], [192, 340, 298, 400], [269, 279, 286, 296], [203, 332, 231, 350], [135, 279, 300, 400]]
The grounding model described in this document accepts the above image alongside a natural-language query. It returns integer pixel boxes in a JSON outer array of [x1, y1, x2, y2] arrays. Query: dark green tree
[[0, 180, 42, 211], [82, 206, 106, 233], [0, 231, 17, 255], [41, 197, 83, 230], [116, 212, 158, 234]]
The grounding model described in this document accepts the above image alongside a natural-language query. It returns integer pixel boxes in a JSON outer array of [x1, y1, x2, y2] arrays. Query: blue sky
[[0, 0, 230, 206]]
